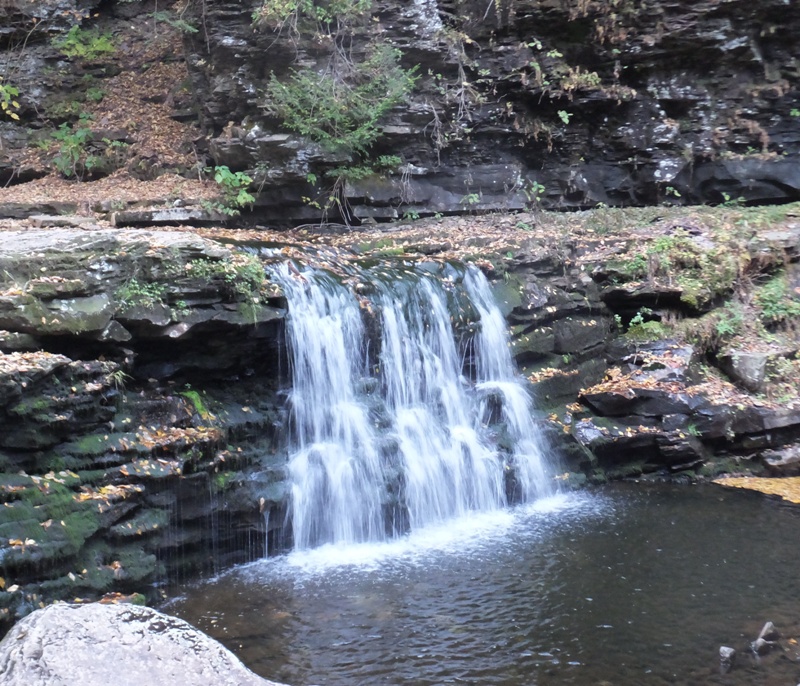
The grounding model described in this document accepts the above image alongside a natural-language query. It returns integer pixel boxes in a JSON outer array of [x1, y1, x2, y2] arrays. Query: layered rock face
[[0, 228, 289, 634], [184, 0, 800, 223]]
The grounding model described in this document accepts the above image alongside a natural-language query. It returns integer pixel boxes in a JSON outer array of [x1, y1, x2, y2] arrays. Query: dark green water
[[167, 483, 800, 685]]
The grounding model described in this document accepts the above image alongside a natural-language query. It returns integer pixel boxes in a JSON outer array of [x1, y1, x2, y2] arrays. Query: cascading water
[[274, 266, 385, 550], [464, 269, 550, 502], [271, 260, 552, 550]]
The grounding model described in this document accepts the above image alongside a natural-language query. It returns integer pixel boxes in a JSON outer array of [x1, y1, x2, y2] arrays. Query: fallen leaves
[[75, 483, 144, 503], [8, 538, 36, 547], [713, 476, 800, 504]]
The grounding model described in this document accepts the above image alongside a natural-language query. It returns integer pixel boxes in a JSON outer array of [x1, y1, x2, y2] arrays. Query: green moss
[[76, 469, 107, 484], [374, 246, 405, 256], [61, 432, 150, 460], [178, 389, 213, 421], [115, 278, 168, 311], [754, 273, 800, 326], [587, 468, 608, 485], [212, 470, 237, 492], [697, 458, 744, 478], [0, 515, 43, 541], [66, 434, 113, 456], [115, 546, 159, 582], [606, 462, 645, 480], [624, 309, 670, 341], [8, 396, 53, 419], [61, 508, 101, 554], [183, 254, 268, 322]]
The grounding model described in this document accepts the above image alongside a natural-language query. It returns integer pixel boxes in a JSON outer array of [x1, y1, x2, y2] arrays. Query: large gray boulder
[[0, 602, 288, 686]]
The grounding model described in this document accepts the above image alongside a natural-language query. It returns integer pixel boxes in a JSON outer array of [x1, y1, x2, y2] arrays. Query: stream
[[167, 482, 800, 685]]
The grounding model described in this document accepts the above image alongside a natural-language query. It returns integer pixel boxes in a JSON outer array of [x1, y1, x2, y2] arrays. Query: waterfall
[[464, 269, 550, 502], [271, 261, 552, 550]]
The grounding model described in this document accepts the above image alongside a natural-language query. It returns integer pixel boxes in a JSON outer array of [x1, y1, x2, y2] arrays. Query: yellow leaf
[[0, 577, 4, 589]]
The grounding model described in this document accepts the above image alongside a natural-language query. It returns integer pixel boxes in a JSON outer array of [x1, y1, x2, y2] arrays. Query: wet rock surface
[[0, 602, 287, 686], [0, 228, 289, 634]]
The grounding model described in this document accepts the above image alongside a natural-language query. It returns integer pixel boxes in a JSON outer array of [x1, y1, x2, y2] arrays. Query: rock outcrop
[[2, 0, 797, 221], [0, 602, 287, 686], [180, 0, 800, 223], [0, 226, 289, 634]]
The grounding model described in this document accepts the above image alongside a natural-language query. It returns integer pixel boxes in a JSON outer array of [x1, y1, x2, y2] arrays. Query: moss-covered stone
[[109, 508, 169, 539]]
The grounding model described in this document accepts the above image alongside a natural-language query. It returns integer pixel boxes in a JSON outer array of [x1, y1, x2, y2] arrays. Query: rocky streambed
[[0, 202, 798, 635]]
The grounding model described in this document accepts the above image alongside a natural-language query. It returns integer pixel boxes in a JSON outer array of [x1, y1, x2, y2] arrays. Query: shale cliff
[[184, 0, 800, 222], [1, 0, 799, 222]]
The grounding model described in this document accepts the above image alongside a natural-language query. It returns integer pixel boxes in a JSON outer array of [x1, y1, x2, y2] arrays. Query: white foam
[[239, 492, 588, 582]]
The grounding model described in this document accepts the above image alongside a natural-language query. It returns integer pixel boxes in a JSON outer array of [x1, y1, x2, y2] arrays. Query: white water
[[276, 267, 384, 549], [464, 268, 550, 501], [271, 262, 553, 550]]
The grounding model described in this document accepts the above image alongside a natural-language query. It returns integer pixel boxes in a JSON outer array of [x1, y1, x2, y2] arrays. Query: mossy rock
[[109, 508, 169, 539]]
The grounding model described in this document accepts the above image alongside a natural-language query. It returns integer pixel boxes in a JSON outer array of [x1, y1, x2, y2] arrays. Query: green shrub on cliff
[[265, 39, 416, 219], [204, 165, 255, 216], [265, 42, 416, 158], [52, 26, 116, 61]]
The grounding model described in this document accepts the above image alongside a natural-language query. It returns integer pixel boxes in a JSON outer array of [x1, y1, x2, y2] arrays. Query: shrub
[[0, 77, 20, 121], [754, 274, 800, 326], [51, 119, 97, 179], [53, 26, 116, 61], [204, 166, 255, 216], [252, 0, 371, 31], [625, 308, 669, 340], [265, 42, 416, 158]]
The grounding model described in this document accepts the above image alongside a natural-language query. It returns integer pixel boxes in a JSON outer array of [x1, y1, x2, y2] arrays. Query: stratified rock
[[0, 229, 285, 378], [111, 207, 228, 227], [182, 0, 800, 222], [28, 215, 98, 229], [0, 602, 287, 686], [719, 645, 736, 674]]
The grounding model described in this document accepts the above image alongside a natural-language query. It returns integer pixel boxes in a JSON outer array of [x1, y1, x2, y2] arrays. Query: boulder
[[717, 350, 774, 393], [719, 645, 736, 674], [0, 602, 288, 686], [762, 444, 800, 476]]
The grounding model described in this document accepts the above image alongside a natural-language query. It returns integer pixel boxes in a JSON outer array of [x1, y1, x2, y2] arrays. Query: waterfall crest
[[271, 261, 552, 550]]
